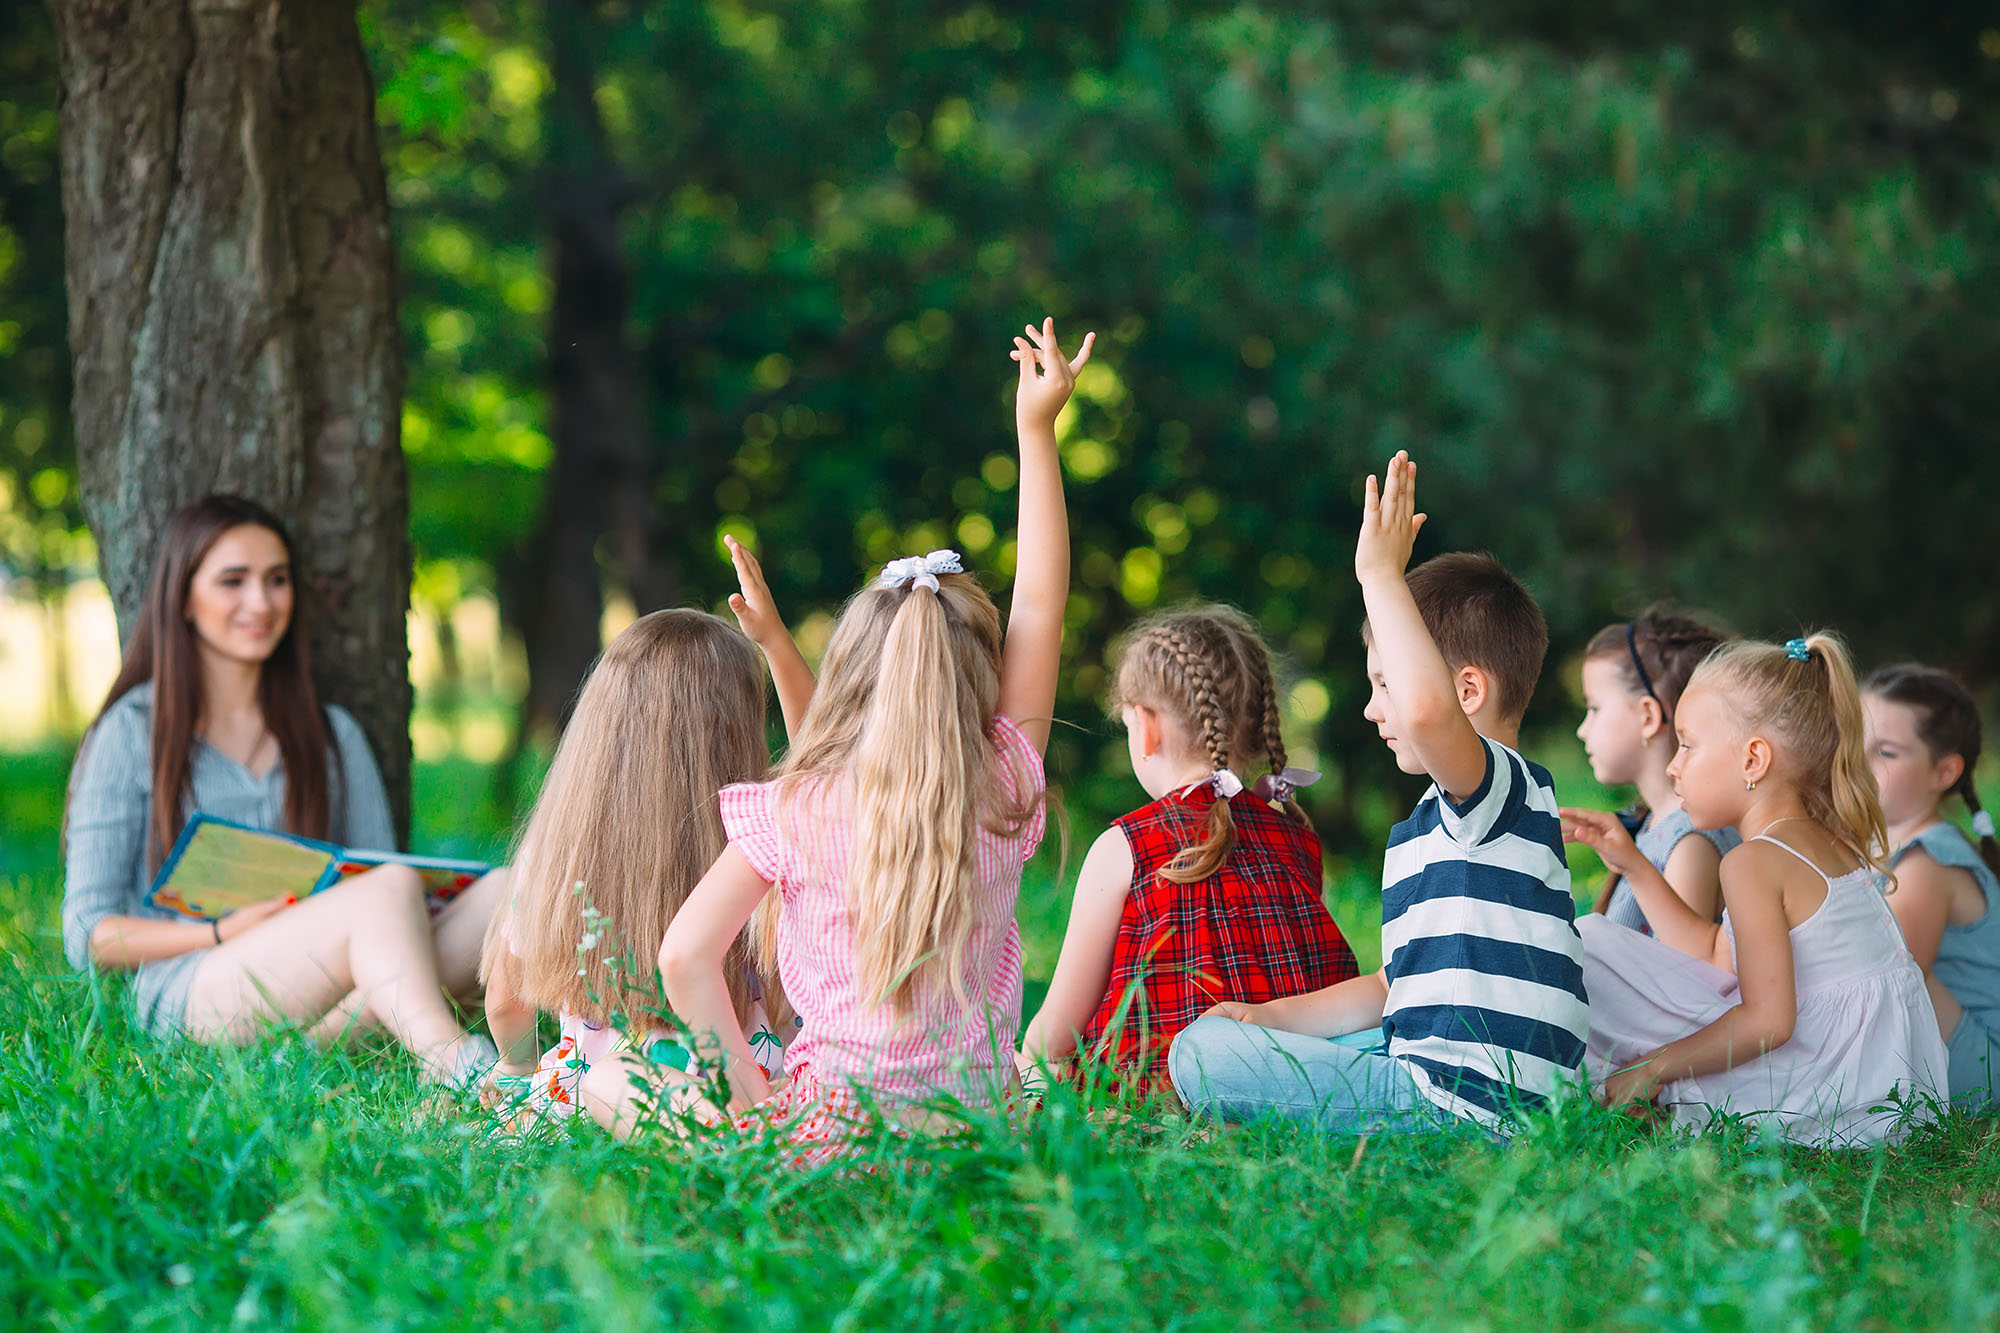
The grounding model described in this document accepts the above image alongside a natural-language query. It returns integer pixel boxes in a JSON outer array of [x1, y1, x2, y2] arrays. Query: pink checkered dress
[[717, 713, 1047, 1166]]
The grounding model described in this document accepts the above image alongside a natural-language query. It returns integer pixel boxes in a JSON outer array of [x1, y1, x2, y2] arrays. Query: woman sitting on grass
[[61, 494, 504, 1084], [1016, 605, 1357, 1094]]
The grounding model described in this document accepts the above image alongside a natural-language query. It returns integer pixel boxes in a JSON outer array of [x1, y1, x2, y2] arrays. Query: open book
[[145, 813, 491, 921]]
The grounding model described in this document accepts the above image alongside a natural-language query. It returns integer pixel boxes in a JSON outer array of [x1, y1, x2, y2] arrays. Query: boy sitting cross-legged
[[1167, 450, 1590, 1134]]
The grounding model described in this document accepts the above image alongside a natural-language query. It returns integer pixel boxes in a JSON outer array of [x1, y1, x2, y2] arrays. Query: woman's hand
[[1599, 1057, 1662, 1111], [1560, 807, 1647, 879], [724, 534, 788, 650], [217, 895, 295, 944], [1012, 317, 1094, 432]]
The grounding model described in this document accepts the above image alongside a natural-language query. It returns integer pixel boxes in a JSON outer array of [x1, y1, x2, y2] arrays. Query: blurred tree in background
[[6, 0, 1998, 848]]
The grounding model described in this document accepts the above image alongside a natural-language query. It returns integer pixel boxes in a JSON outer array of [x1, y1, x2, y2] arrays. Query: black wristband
[[211, 918, 223, 946]]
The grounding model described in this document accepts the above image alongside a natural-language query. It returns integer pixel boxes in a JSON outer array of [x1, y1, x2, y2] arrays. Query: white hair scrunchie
[[1211, 768, 1244, 798], [1974, 810, 1998, 841], [877, 549, 964, 594]]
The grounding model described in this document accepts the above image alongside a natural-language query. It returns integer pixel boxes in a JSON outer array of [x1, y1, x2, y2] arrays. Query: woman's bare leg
[[182, 864, 475, 1076], [429, 867, 509, 1006], [304, 989, 376, 1046]]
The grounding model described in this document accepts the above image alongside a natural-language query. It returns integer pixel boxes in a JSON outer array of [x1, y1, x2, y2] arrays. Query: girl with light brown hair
[[479, 607, 791, 1129], [1016, 605, 1358, 1092], [633, 318, 1090, 1164]]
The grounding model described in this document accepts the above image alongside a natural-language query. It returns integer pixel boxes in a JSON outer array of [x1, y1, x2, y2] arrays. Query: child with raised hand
[[1865, 663, 2000, 1109], [1575, 610, 1739, 930], [1016, 605, 1358, 1093], [478, 609, 789, 1129], [631, 318, 1091, 1165], [1170, 451, 1589, 1135], [1566, 635, 1948, 1145]]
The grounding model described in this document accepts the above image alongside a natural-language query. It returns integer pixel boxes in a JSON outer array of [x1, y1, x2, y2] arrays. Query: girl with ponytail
[[1564, 633, 1947, 1145], [1864, 663, 2000, 1108], [642, 319, 1089, 1164], [1016, 607, 1357, 1091]]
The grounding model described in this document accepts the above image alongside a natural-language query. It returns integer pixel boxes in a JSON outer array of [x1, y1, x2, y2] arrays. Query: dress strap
[[1748, 834, 1835, 885]]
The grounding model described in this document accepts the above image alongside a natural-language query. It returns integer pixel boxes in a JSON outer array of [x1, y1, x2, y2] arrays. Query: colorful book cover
[[144, 813, 491, 921]]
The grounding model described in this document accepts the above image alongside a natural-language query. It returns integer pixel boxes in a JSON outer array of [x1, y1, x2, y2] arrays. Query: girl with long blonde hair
[[639, 318, 1091, 1164], [1564, 633, 1948, 1145], [480, 608, 789, 1129]]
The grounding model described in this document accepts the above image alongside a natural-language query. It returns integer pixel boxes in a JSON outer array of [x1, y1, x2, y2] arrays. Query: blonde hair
[[1113, 605, 1309, 883], [1689, 631, 1888, 877], [768, 570, 1036, 1010], [479, 610, 778, 1030]]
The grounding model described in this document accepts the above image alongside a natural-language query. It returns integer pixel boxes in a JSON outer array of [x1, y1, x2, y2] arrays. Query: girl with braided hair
[[1865, 663, 2000, 1108], [1574, 609, 1738, 931], [1017, 606, 1357, 1093]]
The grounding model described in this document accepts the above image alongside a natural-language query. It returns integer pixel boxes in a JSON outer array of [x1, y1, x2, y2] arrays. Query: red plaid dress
[[1080, 785, 1358, 1087]]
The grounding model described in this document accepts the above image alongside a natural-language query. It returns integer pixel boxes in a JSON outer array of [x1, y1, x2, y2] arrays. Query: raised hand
[[1354, 450, 1429, 586], [1011, 317, 1095, 432], [723, 534, 787, 650], [1559, 806, 1646, 878]]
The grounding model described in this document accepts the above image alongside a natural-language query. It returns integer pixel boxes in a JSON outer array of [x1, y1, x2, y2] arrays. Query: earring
[[1745, 780, 1757, 791]]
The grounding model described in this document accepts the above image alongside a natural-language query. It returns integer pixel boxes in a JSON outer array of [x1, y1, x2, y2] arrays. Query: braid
[[1154, 624, 1239, 884]]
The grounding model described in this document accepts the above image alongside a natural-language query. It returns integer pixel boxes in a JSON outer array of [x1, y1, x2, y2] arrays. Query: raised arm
[[997, 317, 1093, 754], [1018, 826, 1134, 1074], [658, 844, 777, 1111], [1353, 452, 1486, 801], [724, 534, 815, 740]]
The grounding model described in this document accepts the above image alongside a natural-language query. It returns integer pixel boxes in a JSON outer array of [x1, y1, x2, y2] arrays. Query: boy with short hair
[[1167, 451, 1588, 1133]]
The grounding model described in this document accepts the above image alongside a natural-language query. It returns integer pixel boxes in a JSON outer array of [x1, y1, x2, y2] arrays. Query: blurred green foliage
[[6, 2, 2000, 845]]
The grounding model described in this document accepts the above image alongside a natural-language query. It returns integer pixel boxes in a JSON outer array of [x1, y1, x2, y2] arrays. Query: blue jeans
[[1168, 1015, 1451, 1135]]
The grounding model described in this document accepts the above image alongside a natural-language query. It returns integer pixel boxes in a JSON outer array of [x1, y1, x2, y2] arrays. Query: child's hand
[[1012, 317, 1096, 431], [724, 535, 788, 650], [1560, 807, 1647, 878], [1198, 999, 1266, 1027], [1599, 1057, 1662, 1111], [1014, 1049, 1049, 1102], [1354, 451, 1428, 587]]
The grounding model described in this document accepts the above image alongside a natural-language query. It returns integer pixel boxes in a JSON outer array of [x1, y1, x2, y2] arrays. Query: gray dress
[[1603, 806, 1741, 934], [1892, 823, 2000, 1108], [61, 682, 396, 1036]]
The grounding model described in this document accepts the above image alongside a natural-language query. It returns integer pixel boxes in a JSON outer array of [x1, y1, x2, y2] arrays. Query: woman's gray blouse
[[1603, 805, 1741, 932], [61, 682, 395, 1035]]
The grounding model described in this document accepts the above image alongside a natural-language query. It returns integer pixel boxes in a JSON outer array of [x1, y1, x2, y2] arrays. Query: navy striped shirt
[[1380, 737, 1589, 1129]]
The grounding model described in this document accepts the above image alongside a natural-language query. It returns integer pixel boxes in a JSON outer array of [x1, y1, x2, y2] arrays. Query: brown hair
[[1691, 632, 1888, 877], [1583, 607, 1731, 728], [769, 570, 1036, 1010], [480, 609, 779, 1030], [1865, 662, 2000, 878], [1113, 605, 1307, 883], [1399, 552, 1547, 720], [81, 494, 333, 870]]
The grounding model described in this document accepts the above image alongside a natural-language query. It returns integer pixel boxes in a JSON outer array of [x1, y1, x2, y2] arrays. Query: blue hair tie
[[1783, 638, 1812, 661]]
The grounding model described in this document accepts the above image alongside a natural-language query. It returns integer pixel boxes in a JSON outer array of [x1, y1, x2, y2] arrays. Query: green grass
[[7, 752, 2000, 1328]]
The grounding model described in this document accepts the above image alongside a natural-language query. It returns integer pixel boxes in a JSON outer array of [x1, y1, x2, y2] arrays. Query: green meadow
[[4, 750, 1998, 1330]]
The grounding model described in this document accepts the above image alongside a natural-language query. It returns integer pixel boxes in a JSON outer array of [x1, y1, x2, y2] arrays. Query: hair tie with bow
[[1253, 767, 1323, 803], [1974, 810, 1998, 841], [1180, 769, 1245, 800], [877, 549, 963, 594]]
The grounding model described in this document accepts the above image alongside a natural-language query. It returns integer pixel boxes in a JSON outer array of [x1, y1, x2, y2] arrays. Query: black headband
[[1625, 622, 1663, 708]]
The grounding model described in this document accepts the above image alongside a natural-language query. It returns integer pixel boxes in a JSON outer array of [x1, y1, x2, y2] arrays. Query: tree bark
[[48, 0, 412, 836]]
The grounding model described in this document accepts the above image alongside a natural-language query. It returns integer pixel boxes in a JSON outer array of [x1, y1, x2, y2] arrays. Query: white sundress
[[1580, 834, 1948, 1146]]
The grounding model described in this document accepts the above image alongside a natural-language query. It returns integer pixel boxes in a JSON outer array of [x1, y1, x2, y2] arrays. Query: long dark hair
[[1866, 662, 2000, 879], [83, 494, 335, 870]]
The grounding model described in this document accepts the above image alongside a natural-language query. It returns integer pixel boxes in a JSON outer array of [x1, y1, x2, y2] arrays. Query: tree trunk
[[502, 0, 669, 746], [48, 0, 412, 836]]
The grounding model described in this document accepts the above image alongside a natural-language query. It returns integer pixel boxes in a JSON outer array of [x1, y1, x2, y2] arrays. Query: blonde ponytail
[[1691, 631, 1888, 878], [770, 570, 1033, 1012]]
